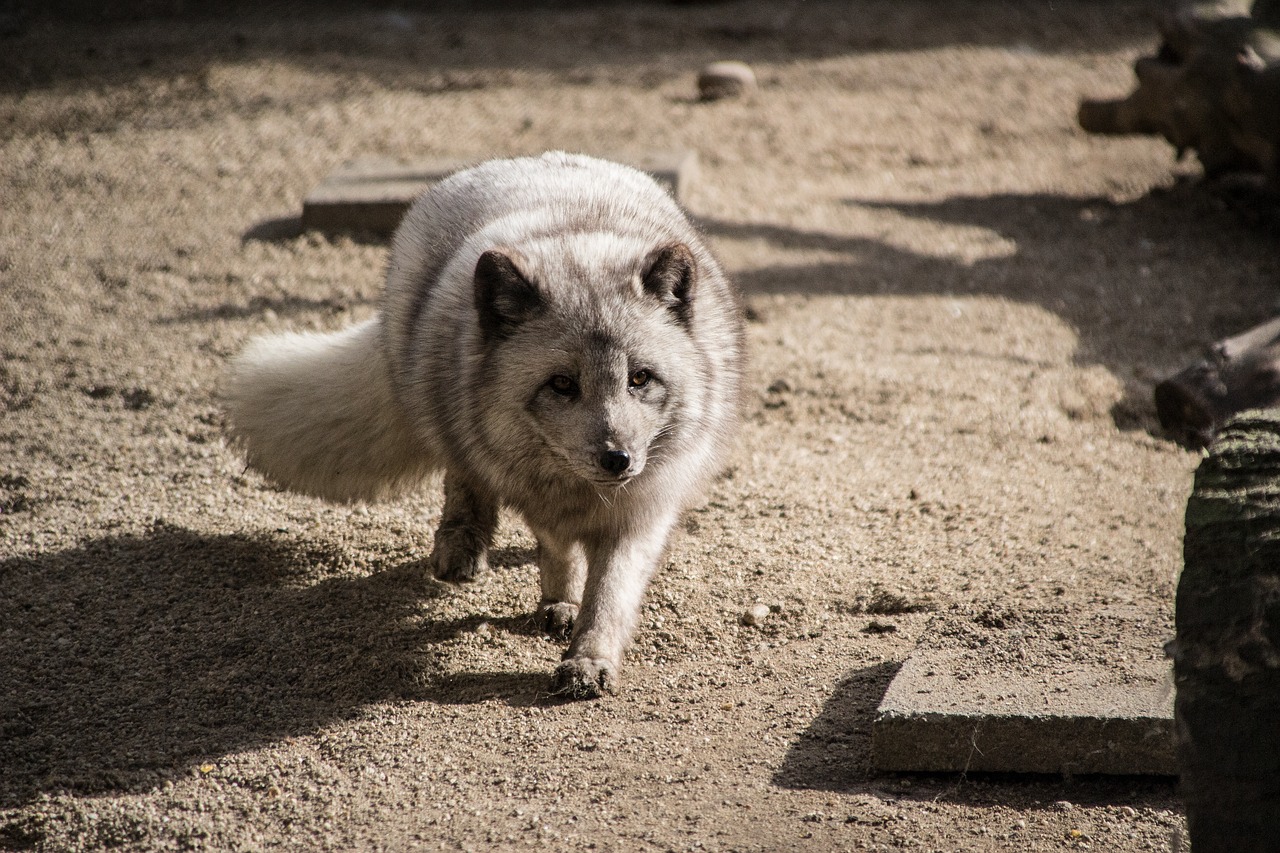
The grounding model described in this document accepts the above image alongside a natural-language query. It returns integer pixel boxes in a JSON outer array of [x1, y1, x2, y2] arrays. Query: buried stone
[[872, 608, 1176, 775]]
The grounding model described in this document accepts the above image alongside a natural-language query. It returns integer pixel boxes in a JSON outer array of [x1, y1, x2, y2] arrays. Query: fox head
[[472, 237, 704, 490]]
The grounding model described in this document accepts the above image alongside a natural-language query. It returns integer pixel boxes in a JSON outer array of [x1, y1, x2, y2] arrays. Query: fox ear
[[642, 243, 697, 323], [475, 250, 543, 340]]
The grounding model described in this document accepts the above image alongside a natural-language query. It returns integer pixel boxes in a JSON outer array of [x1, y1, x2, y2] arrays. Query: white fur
[[225, 318, 436, 502], [224, 153, 745, 697]]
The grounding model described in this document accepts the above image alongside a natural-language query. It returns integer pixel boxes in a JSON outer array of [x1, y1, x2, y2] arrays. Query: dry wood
[[1079, 1, 1280, 180], [1155, 314, 1280, 447]]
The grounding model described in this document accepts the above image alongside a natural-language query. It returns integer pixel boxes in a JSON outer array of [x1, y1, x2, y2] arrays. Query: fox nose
[[598, 449, 631, 476]]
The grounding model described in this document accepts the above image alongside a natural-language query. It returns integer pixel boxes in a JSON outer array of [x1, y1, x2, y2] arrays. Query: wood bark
[[1177, 409, 1280, 851]]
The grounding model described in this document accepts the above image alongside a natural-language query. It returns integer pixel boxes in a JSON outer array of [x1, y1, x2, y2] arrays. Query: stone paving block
[[871, 607, 1176, 776], [300, 150, 698, 236]]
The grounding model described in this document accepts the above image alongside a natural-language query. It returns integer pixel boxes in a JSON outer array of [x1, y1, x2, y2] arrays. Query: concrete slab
[[871, 607, 1176, 775], [300, 150, 699, 236]]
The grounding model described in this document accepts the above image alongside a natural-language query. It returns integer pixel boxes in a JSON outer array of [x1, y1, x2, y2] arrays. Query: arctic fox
[[226, 152, 745, 698]]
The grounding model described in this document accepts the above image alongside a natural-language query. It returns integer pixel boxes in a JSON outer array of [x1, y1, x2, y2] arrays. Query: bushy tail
[[224, 317, 437, 502]]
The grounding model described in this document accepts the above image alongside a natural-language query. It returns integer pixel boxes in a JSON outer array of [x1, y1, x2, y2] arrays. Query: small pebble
[[698, 61, 757, 101], [741, 603, 771, 626]]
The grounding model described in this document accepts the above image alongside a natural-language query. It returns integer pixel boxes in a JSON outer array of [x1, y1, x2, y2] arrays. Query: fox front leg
[[532, 527, 588, 640], [428, 471, 498, 582], [550, 518, 675, 699]]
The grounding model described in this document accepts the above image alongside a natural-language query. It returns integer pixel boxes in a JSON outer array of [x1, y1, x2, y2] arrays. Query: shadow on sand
[[702, 180, 1279, 438], [3, 1, 1157, 103], [0, 522, 546, 808]]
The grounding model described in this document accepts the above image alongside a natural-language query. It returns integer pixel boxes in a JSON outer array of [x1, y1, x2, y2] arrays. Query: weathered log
[[1155, 315, 1280, 448], [1079, 0, 1280, 180], [1176, 409, 1280, 851]]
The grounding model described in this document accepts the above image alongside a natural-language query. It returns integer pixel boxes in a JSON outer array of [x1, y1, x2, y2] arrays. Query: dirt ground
[[4, 2, 1279, 850]]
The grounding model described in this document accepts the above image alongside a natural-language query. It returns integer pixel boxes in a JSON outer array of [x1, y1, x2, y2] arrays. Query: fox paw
[[550, 657, 617, 700], [429, 540, 488, 583], [537, 600, 578, 640]]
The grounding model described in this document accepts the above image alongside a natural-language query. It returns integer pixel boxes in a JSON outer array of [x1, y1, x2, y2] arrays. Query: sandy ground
[[4, 2, 1279, 850]]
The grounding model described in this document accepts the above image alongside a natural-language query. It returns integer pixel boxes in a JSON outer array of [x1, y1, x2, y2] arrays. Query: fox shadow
[[706, 181, 1280, 436], [775, 663, 1176, 810], [0, 522, 545, 809]]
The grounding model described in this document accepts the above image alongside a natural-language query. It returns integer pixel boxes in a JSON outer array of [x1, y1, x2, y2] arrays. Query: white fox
[[225, 152, 745, 697]]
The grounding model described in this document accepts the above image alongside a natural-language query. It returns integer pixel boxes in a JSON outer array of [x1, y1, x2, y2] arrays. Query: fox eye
[[629, 369, 651, 388], [548, 374, 578, 396]]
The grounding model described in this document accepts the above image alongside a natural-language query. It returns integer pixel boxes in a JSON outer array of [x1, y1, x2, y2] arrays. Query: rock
[[698, 61, 757, 101], [301, 151, 699, 236], [740, 603, 771, 626], [872, 610, 1176, 775], [766, 378, 792, 394]]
